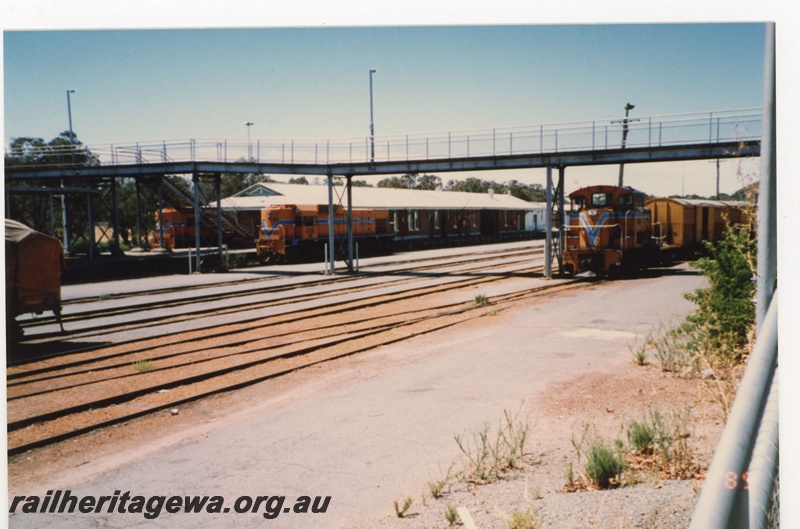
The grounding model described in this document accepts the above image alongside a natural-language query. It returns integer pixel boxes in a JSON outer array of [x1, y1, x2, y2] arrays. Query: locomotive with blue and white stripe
[[562, 185, 657, 275]]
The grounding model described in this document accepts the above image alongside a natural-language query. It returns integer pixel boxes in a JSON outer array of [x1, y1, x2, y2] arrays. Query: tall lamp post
[[369, 68, 377, 164], [616, 102, 637, 187], [244, 121, 254, 160], [66, 89, 76, 165], [62, 89, 76, 254]]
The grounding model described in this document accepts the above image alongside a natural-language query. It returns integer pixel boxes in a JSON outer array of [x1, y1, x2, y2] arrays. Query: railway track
[[15, 245, 544, 349], [8, 243, 588, 456]]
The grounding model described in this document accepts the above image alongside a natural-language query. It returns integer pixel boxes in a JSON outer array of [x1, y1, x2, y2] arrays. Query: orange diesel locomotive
[[150, 208, 215, 249], [256, 204, 392, 262], [562, 185, 656, 275], [562, 185, 750, 275]]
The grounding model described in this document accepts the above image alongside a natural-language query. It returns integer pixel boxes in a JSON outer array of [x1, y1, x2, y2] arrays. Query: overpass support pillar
[[192, 172, 202, 273], [346, 175, 355, 273], [326, 173, 335, 275], [544, 166, 565, 279], [556, 166, 565, 275], [545, 167, 553, 278]]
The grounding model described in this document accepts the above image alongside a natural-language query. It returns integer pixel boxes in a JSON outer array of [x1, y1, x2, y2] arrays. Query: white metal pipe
[[748, 372, 779, 529], [756, 23, 777, 332], [688, 292, 778, 529]]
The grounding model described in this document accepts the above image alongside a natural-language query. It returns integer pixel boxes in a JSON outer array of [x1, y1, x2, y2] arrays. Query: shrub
[[628, 420, 656, 454], [585, 442, 626, 489], [684, 224, 756, 364]]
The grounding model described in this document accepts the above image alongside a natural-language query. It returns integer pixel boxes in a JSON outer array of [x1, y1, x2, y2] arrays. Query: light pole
[[710, 158, 727, 199], [66, 89, 76, 165], [369, 68, 377, 164], [62, 89, 76, 254], [244, 121, 254, 160], [616, 102, 637, 187]]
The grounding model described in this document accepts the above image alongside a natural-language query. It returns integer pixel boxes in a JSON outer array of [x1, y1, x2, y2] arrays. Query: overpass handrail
[[5, 108, 761, 169]]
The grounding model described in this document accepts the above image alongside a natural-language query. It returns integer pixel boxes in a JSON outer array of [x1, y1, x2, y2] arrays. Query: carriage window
[[301, 216, 316, 227], [571, 196, 587, 211], [591, 193, 613, 207], [409, 209, 420, 231]]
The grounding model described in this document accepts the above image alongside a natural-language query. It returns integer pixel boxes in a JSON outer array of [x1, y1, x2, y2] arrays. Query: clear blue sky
[[0, 12, 773, 197]]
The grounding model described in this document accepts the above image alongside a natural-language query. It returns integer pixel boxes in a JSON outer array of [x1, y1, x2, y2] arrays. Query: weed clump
[[454, 407, 531, 484], [474, 294, 489, 307], [505, 506, 541, 529], [393, 497, 412, 518], [584, 441, 626, 489], [132, 360, 155, 373], [444, 502, 458, 526]]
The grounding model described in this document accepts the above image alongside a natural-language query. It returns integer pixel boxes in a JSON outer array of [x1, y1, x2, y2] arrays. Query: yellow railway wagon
[[646, 198, 749, 249]]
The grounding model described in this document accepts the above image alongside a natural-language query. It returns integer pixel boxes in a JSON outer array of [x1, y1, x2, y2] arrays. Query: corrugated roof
[[222, 183, 543, 211]]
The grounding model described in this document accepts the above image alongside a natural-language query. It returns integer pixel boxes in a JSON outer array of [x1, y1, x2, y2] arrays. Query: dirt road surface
[[8, 265, 713, 528]]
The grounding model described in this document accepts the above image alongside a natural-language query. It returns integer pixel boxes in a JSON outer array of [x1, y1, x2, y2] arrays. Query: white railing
[[6, 108, 761, 169]]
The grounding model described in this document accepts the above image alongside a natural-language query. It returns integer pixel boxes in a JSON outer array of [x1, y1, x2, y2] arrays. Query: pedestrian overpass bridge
[[5, 107, 762, 275], [6, 108, 761, 179]]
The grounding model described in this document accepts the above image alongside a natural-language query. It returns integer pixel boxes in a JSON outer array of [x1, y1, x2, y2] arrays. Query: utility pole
[[613, 103, 638, 186], [369, 68, 377, 164], [709, 159, 727, 199]]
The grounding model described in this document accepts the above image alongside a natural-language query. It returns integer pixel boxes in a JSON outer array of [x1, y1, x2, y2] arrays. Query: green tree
[[415, 174, 442, 190], [288, 176, 309, 185], [218, 158, 272, 197], [378, 174, 418, 189], [5, 132, 99, 168], [504, 180, 546, 202], [5, 132, 100, 236], [445, 177, 495, 194]]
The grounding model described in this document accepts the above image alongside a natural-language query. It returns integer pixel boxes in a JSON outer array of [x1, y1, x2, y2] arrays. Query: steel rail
[[16, 247, 543, 343], [7, 274, 583, 456], [10, 250, 546, 374]]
